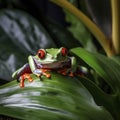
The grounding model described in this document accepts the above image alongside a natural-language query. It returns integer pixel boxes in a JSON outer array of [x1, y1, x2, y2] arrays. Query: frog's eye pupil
[[37, 49, 46, 59], [61, 47, 68, 56]]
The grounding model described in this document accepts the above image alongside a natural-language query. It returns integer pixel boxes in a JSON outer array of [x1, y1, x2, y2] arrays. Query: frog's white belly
[[34, 57, 70, 69], [40, 61, 65, 69]]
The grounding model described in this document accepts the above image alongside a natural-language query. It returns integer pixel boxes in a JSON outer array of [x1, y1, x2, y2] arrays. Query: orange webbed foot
[[57, 68, 68, 76], [43, 73, 51, 78], [39, 69, 51, 78], [19, 73, 33, 88], [68, 72, 74, 77]]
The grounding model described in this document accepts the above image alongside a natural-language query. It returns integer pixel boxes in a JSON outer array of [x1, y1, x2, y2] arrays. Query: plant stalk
[[50, 0, 114, 56], [111, 0, 120, 54]]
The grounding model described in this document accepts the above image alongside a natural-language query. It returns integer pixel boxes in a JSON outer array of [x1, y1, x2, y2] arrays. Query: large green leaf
[[0, 25, 30, 80], [0, 9, 56, 54], [71, 47, 120, 120], [0, 32, 27, 82], [111, 55, 120, 66], [71, 47, 120, 92], [0, 73, 113, 120]]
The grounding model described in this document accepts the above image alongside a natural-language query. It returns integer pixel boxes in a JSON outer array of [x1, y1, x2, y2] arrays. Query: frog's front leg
[[69, 57, 88, 76], [58, 57, 77, 77], [33, 69, 51, 78], [18, 69, 50, 88], [28, 56, 51, 78]]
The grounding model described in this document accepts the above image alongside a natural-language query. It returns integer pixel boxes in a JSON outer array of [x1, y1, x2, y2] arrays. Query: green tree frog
[[12, 47, 85, 88]]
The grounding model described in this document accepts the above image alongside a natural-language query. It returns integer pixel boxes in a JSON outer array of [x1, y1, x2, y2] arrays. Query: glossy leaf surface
[[0, 73, 113, 120], [0, 9, 56, 81], [0, 9, 56, 54], [71, 47, 120, 92]]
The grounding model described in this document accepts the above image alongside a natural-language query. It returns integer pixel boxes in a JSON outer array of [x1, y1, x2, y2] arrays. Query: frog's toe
[[20, 82, 25, 88], [65, 68, 75, 76], [45, 73, 51, 78], [41, 72, 51, 78], [57, 68, 67, 76], [68, 72, 74, 77], [18, 73, 33, 88], [28, 78, 33, 82]]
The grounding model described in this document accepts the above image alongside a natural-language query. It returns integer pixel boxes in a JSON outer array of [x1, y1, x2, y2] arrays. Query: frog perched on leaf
[[12, 47, 87, 88]]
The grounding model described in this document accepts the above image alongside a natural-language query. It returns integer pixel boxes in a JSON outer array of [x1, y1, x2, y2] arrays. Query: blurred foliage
[[0, 0, 120, 120]]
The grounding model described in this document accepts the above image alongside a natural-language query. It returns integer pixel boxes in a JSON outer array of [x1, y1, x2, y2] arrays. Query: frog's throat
[[33, 58, 70, 69]]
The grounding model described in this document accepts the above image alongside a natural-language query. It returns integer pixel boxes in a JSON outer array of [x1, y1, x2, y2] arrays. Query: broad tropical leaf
[[0, 9, 56, 54], [71, 47, 120, 92], [0, 73, 113, 120]]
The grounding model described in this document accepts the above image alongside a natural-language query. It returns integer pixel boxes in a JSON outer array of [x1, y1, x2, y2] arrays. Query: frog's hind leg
[[15, 63, 32, 88]]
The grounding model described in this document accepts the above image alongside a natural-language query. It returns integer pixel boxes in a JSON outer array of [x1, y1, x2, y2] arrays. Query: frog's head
[[35, 47, 68, 64]]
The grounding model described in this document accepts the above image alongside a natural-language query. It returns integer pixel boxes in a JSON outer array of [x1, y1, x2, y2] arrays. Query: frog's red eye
[[61, 47, 68, 56], [37, 49, 46, 59]]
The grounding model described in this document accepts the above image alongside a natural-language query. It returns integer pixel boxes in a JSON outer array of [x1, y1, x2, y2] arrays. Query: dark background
[[18, 0, 67, 26]]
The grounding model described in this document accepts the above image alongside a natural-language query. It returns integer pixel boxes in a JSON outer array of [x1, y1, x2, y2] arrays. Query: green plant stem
[[50, 0, 114, 56], [111, 0, 120, 54]]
